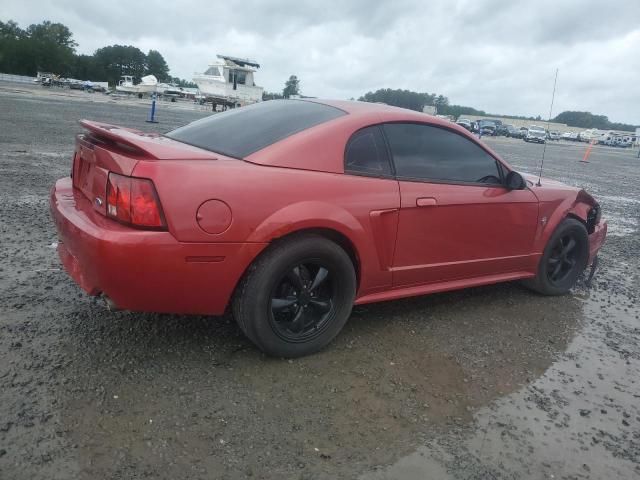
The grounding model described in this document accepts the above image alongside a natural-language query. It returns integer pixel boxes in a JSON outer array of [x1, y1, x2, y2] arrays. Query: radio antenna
[[536, 68, 559, 187]]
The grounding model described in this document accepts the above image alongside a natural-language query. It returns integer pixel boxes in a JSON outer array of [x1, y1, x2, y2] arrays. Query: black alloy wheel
[[232, 234, 356, 357], [522, 218, 589, 296], [546, 234, 580, 286], [269, 262, 336, 342]]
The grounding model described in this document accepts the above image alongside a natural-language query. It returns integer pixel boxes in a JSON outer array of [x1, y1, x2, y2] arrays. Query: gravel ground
[[1, 85, 638, 479]]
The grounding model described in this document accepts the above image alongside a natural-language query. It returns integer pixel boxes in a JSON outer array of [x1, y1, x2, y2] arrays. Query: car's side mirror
[[506, 171, 526, 190]]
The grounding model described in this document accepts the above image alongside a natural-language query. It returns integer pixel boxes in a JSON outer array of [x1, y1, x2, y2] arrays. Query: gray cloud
[[4, 0, 639, 124]]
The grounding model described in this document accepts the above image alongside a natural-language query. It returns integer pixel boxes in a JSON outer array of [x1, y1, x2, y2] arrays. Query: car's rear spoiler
[[79, 120, 219, 160]]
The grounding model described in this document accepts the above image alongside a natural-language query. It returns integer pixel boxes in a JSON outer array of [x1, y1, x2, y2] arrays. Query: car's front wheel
[[523, 218, 589, 295], [232, 234, 356, 357]]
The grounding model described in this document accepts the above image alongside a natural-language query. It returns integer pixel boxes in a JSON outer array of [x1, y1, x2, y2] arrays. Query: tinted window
[[345, 126, 392, 176], [383, 123, 501, 183], [166, 100, 346, 158]]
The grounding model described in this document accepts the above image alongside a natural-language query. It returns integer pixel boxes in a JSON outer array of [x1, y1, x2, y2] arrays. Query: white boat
[[157, 83, 184, 96], [193, 55, 263, 106], [116, 74, 158, 94]]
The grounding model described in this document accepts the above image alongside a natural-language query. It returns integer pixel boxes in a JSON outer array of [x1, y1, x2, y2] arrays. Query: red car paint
[[50, 100, 607, 315]]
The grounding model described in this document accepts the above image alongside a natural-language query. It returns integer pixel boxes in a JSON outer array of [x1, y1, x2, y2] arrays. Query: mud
[[1, 86, 638, 479]]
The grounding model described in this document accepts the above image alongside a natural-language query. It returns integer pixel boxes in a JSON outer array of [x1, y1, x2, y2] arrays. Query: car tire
[[232, 234, 356, 357], [523, 218, 589, 295]]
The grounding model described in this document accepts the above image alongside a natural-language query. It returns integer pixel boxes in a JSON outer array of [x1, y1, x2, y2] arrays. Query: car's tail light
[[106, 172, 166, 229]]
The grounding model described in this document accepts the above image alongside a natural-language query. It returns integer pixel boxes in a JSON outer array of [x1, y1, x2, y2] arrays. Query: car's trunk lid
[[71, 120, 219, 216]]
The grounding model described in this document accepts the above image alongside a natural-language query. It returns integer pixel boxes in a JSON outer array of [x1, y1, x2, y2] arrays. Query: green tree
[[552, 111, 635, 131], [26, 21, 77, 50], [436, 104, 487, 118], [0, 20, 27, 74], [0, 20, 76, 75], [171, 76, 198, 88], [25, 21, 77, 74], [71, 54, 100, 80], [283, 75, 300, 98], [0, 19, 202, 88], [262, 91, 284, 100], [358, 88, 439, 112], [146, 49, 170, 82], [93, 44, 147, 85], [434, 94, 449, 109]]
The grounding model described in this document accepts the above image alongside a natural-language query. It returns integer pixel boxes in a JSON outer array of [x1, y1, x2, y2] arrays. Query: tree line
[[552, 111, 635, 132], [0, 19, 195, 87], [359, 88, 637, 131]]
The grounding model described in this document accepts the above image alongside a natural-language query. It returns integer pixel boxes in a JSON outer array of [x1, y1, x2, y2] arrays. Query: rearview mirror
[[506, 171, 526, 190]]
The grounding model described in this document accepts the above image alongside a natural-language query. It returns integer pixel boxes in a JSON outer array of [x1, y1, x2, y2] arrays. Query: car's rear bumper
[[50, 178, 267, 315], [588, 220, 607, 265]]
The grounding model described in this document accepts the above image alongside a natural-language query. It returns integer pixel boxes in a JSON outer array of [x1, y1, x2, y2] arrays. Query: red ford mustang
[[51, 99, 607, 357]]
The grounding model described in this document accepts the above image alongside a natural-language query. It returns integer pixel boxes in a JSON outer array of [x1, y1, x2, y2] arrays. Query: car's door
[[383, 122, 539, 287], [343, 125, 401, 290]]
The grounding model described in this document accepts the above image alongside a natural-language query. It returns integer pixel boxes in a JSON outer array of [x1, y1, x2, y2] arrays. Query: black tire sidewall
[[537, 219, 589, 295], [239, 235, 356, 357]]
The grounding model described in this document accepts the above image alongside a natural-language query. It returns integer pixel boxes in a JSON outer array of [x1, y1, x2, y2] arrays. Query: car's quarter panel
[[51, 178, 267, 315], [131, 159, 401, 296], [393, 181, 540, 287]]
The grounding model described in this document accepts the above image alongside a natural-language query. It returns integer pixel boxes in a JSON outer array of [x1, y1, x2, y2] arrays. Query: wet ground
[[1, 85, 638, 479]]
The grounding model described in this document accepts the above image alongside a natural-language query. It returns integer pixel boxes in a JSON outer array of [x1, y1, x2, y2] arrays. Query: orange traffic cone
[[580, 141, 594, 163]]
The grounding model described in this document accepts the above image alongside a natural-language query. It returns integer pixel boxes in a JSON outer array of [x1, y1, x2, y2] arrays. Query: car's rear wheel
[[523, 218, 589, 295], [232, 234, 356, 357]]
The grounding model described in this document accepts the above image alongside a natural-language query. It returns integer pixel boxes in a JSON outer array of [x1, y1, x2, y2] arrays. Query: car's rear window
[[166, 100, 346, 158]]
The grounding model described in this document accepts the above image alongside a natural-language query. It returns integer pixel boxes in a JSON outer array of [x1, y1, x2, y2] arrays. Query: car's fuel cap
[[196, 199, 232, 234]]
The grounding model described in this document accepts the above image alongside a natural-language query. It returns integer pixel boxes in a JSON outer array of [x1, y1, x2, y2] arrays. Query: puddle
[[361, 287, 640, 480]]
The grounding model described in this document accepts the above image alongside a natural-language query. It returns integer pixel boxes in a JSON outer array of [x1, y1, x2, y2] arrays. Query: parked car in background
[[578, 129, 600, 143], [478, 120, 497, 136], [600, 133, 633, 148], [524, 125, 546, 143], [495, 124, 510, 136], [480, 124, 496, 136], [49, 99, 607, 357], [456, 118, 473, 131], [548, 130, 560, 141], [506, 125, 524, 138], [561, 131, 579, 141], [519, 127, 529, 137]]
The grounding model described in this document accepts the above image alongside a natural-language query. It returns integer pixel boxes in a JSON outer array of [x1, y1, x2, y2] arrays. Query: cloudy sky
[[4, 0, 640, 124]]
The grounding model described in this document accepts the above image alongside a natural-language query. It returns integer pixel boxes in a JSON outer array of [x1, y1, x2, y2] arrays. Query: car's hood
[[520, 172, 597, 206]]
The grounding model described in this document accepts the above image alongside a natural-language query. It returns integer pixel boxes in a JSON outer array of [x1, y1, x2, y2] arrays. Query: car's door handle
[[416, 197, 437, 207]]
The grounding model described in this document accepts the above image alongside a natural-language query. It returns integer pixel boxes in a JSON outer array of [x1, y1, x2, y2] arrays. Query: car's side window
[[344, 126, 392, 176], [383, 123, 502, 184]]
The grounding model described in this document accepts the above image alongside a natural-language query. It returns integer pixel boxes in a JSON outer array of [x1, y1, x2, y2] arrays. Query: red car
[[50, 100, 607, 357]]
